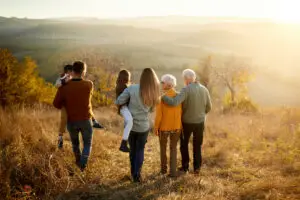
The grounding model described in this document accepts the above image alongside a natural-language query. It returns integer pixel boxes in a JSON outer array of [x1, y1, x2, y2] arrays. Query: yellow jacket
[[155, 88, 182, 132]]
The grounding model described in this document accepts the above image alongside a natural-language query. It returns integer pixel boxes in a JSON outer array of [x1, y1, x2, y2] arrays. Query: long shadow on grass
[[57, 173, 186, 200]]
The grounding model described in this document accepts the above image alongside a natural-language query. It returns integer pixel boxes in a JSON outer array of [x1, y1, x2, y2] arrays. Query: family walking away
[[53, 62, 212, 181]]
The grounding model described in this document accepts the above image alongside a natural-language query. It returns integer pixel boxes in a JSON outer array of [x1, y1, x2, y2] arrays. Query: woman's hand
[[160, 89, 166, 97]]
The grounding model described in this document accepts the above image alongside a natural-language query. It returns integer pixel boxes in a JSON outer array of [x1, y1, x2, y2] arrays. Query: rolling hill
[[0, 16, 300, 106]]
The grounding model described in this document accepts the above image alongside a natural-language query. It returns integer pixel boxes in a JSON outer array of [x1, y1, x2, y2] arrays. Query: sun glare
[[273, 0, 300, 23]]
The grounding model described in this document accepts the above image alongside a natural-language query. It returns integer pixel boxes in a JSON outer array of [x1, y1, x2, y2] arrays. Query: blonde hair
[[140, 68, 160, 107]]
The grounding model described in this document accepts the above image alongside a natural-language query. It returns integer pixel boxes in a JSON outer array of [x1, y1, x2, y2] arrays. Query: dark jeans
[[128, 130, 149, 179], [67, 120, 93, 168], [181, 122, 204, 171]]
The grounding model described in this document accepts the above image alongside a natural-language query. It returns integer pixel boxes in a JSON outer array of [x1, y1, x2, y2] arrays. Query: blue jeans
[[67, 120, 93, 168], [128, 131, 149, 179]]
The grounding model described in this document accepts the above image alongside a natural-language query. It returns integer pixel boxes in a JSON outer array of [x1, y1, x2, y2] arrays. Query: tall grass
[[0, 107, 299, 200]]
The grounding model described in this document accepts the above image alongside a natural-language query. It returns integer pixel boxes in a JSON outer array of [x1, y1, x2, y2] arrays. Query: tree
[[88, 67, 117, 106], [196, 55, 213, 91], [196, 54, 254, 106], [0, 49, 55, 107], [88, 57, 124, 106], [213, 55, 252, 104], [0, 49, 17, 108]]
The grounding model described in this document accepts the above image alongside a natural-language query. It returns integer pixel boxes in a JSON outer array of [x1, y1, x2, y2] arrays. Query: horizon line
[[1, 14, 275, 21], [3, 15, 300, 24]]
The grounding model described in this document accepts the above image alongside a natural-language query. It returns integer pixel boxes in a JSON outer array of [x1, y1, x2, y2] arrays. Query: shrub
[[223, 94, 258, 114], [236, 97, 258, 113]]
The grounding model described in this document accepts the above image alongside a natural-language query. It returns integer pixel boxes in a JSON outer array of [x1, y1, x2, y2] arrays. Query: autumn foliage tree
[[0, 48, 55, 108], [88, 67, 118, 107], [0, 49, 16, 107], [213, 56, 252, 103], [196, 54, 257, 112]]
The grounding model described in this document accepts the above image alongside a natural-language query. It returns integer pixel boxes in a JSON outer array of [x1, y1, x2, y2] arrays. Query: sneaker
[[119, 140, 130, 153], [76, 160, 86, 172], [160, 169, 167, 175], [80, 166, 86, 172], [193, 169, 200, 175], [92, 119, 105, 129], [178, 167, 189, 173], [168, 174, 178, 178], [133, 175, 142, 183], [58, 136, 63, 149]]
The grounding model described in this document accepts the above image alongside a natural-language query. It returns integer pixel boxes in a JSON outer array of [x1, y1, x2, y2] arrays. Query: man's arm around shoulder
[[162, 87, 188, 106]]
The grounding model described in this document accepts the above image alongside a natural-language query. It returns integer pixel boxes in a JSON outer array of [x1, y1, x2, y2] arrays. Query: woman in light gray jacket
[[115, 68, 160, 182]]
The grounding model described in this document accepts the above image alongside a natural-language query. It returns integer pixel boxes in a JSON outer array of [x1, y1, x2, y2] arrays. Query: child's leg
[[59, 107, 67, 136], [58, 107, 67, 149], [120, 106, 133, 141]]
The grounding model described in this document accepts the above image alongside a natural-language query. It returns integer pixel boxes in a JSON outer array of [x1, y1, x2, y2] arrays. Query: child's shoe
[[92, 119, 105, 129], [58, 136, 63, 149], [119, 140, 130, 153]]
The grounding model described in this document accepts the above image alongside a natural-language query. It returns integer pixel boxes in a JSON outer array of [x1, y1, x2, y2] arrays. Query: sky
[[1, 0, 300, 22]]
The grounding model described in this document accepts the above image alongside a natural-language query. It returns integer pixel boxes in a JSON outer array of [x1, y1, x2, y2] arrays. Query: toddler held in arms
[[55, 64, 73, 149], [116, 70, 133, 153]]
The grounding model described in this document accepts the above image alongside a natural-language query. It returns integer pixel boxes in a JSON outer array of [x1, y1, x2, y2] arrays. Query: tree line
[[0, 48, 256, 112], [0, 48, 119, 108]]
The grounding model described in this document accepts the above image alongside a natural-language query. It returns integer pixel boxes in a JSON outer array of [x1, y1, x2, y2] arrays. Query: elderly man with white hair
[[162, 69, 212, 175], [154, 74, 182, 177]]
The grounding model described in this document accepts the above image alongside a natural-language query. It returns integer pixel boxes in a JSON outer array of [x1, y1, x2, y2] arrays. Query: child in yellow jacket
[[154, 74, 182, 177]]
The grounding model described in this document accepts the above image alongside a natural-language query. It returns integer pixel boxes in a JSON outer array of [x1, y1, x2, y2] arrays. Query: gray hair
[[182, 69, 196, 81], [161, 74, 177, 88]]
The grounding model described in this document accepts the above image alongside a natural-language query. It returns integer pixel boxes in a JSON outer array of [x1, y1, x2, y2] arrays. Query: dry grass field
[[0, 106, 299, 200]]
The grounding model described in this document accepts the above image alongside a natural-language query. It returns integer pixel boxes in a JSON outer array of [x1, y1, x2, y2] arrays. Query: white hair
[[182, 69, 196, 81], [161, 74, 177, 88]]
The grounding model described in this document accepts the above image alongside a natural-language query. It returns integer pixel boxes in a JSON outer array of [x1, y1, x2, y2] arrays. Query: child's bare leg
[[119, 106, 133, 153]]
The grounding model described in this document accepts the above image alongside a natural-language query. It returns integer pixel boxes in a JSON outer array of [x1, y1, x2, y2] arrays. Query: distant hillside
[[8, 23, 183, 44], [1, 16, 300, 106], [1, 16, 299, 77], [0, 17, 45, 35]]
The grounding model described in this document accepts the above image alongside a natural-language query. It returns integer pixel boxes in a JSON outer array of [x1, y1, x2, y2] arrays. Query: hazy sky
[[1, 0, 299, 22]]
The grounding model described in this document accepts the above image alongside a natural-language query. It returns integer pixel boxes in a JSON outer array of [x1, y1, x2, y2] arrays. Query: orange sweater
[[155, 88, 182, 132]]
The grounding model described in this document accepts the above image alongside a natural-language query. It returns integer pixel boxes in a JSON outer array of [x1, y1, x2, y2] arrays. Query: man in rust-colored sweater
[[53, 61, 94, 171]]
